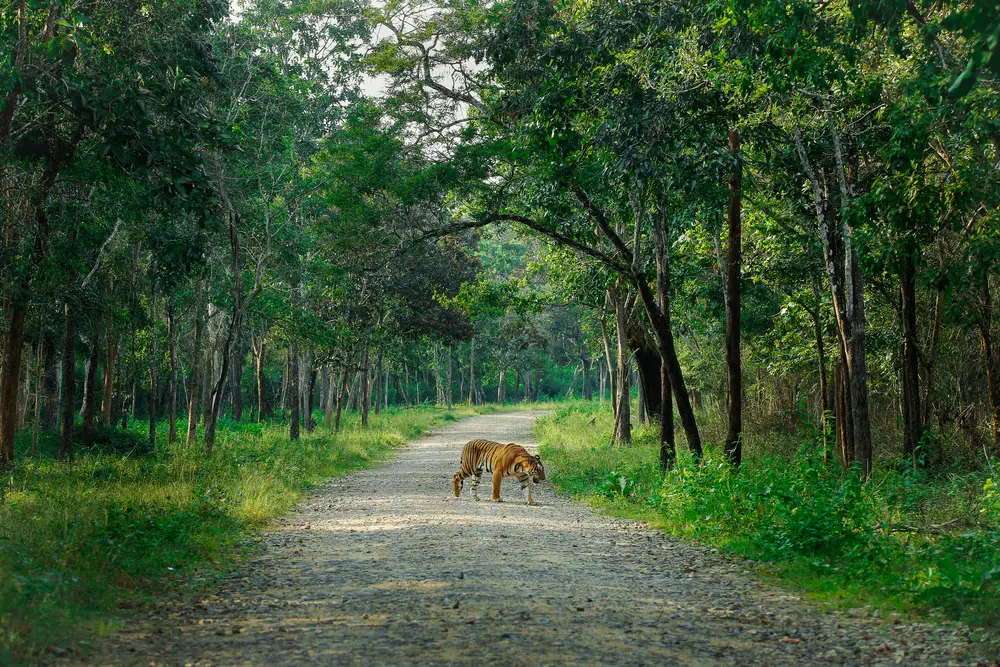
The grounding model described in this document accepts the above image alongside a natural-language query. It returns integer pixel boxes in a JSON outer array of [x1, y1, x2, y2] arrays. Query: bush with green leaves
[[537, 402, 1000, 629]]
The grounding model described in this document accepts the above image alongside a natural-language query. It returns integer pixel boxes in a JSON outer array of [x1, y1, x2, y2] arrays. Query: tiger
[[452, 439, 546, 505]]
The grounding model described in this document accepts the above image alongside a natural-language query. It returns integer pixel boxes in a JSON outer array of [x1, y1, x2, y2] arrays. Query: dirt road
[[94, 411, 989, 665]]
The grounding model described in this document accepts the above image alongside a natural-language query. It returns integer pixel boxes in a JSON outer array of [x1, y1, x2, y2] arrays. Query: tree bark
[[652, 205, 675, 469], [289, 346, 300, 440], [168, 304, 178, 444], [31, 331, 42, 456], [446, 346, 453, 408], [724, 129, 743, 466], [581, 353, 593, 400], [612, 283, 631, 445], [835, 360, 853, 467], [795, 128, 872, 476], [186, 281, 205, 446], [468, 339, 476, 406], [335, 368, 348, 432], [900, 250, 923, 462], [101, 332, 117, 426], [361, 349, 370, 427], [82, 319, 101, 447], [375, 348, 384, 415], [306, 362, 318, 432], [600, 301, 618, 420], [58, 303, 76, 460], [321, 366, 330, 423], [255, 337, 268, 422], [921, 285, 945, 429], [323, 366, 336, 428], [811, 276, 830, 459], [148, 287, 157, 444]]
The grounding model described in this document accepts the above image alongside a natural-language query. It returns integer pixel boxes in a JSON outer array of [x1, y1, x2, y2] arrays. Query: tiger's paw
[[528, 500, 537, 506], [491, 498, 503, 503]]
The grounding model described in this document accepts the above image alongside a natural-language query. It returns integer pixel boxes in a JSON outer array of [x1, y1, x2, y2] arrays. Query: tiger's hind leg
[[452, 471, 465, 498], [470, 468, 484, 501]]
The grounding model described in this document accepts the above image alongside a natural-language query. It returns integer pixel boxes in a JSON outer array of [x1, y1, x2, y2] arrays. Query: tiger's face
[[526, 455, 545, 483]]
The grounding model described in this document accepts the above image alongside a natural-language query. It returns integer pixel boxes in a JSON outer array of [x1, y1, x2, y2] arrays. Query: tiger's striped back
[[459, 439, 521, 476]]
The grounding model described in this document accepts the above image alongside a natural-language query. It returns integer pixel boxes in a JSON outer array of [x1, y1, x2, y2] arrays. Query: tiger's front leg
[[518, 473, 536, 506], [470, 469, 483, 501], [491, 469, 504, 502]]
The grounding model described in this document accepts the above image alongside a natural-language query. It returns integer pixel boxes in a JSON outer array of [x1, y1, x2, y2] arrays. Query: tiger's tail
[[452, 472, 463, 497]]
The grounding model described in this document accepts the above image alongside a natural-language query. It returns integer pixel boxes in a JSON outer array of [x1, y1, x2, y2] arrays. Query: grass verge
[[0, 403, 538, 663], [536, 401, 1000, 633]]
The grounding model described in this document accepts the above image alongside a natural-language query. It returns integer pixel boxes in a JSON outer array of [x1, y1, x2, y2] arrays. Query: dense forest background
[[2, 0, 1000, 658]]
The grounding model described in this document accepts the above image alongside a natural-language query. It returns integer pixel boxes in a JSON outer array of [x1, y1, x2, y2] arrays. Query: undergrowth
[[536, 401, 1000, 631], [0, 404, 518, 663]]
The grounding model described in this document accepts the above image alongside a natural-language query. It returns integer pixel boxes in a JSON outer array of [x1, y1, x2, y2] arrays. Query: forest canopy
[[0, 0, 996, 472]]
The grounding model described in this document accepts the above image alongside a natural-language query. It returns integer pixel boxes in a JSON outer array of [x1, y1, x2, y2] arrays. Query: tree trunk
[[148, 288, 157, 444], [468, 339, 476, 406], [361, 349, 370, 427], [901, 250, 923, 463], [374, 348, 383, 416], [323, 366, 336, 428], [335, 368, 348, 432], [58, 303, 76, 460], [168, 304, 178, 444], [306, 362, 318, 432], [612, 283, 631, 445], [186, 282, 204, 446], [498, 369, 507, 403], [724, 129, 743, 466], [835, 360, 854, 467], [566, 365, 582, 400], [31, 332, 42, 456], [321, 366, 330, 422], [847, 246, 873, 475], [600, 304, 618, 420], [921, 285, 945, 429], [101, 333, 117, 426], [446, 346, 453, 408], [280, 349, 290, 417], [254, 336, 267, 422], [82, 320, 101, 447], [811, 275, 830, 459], [289, 346, 300, 440], [581, 353, 592, 400], [795, 128, 872, 476]]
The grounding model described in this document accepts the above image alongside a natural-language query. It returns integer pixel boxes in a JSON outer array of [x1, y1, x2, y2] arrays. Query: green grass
[[0, 403, 531, 663], [536, 401, 1000, 634]]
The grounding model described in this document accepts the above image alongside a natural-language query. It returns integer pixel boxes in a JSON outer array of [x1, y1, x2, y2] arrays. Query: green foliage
[[537, 403, 1000, 629], [0, 407, 471, 662]]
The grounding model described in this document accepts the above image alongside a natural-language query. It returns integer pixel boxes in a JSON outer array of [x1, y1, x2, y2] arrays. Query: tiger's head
[[516, 452, 545, 484]]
